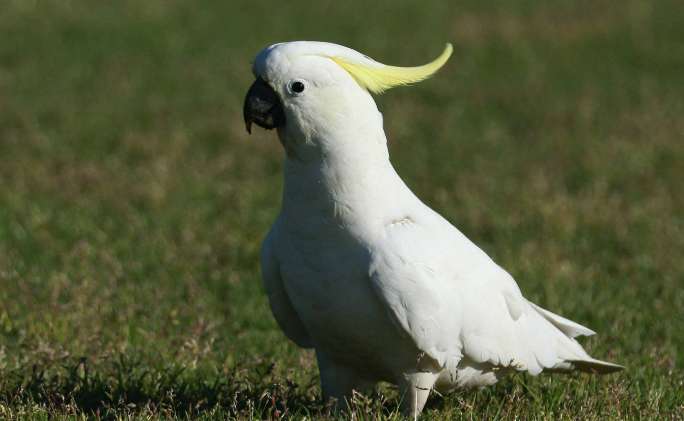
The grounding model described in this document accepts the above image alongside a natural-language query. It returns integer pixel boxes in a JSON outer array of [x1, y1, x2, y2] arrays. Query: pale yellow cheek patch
[[329, 43, 453, 94]]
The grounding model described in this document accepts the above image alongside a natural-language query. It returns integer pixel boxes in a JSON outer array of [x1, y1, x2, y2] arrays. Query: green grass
[[1, 0, 683, 419]]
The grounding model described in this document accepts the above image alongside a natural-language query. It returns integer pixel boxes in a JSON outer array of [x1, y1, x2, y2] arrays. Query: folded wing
[[369, 212, 622, 376], [261, 225, 313, 348]]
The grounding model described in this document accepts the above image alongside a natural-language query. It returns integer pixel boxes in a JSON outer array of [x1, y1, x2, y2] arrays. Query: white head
[[243, 41, 452, 160]]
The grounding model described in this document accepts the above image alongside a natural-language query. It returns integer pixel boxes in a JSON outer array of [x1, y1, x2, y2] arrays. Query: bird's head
[[243, 41, 452, 158]]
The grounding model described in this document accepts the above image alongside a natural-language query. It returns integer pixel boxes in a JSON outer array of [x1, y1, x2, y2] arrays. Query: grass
[[1, 0, 683, 419]]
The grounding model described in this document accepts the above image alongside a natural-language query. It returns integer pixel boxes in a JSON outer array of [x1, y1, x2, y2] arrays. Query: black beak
[[243, 77, 285, 134]]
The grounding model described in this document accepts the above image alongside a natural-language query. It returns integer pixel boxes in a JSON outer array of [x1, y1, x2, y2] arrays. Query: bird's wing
[[369, 213, 473, 369], [370, 210, 621, 374], [458, 272, 622, 373], [457, 265, 597, 374], [261, 222, 313, 348]]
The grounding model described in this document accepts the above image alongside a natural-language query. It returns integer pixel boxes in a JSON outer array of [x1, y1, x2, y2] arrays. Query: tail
[[529, 301, 624, 374], [569, 358, 624, 374]]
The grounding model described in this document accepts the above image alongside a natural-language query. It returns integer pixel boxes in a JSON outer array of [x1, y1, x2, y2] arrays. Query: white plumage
[[243, 41, 622, 417]]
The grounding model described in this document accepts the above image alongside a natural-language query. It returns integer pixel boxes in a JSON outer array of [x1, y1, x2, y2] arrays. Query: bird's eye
[[287, 79, 306, 95]]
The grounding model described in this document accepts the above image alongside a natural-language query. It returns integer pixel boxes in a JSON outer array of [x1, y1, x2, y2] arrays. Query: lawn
[[0, 0, 682, 419]]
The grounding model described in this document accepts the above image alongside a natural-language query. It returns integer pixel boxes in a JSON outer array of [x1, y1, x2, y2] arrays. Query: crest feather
[[330, 43, 452, 94]]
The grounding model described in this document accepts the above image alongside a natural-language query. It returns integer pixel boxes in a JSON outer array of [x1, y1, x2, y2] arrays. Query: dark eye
[[288, 79, 306, 95]]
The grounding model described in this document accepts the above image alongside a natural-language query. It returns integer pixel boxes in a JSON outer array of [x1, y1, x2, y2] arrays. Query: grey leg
[[316, 351, 372, 411], [398, 371, 440, 420]]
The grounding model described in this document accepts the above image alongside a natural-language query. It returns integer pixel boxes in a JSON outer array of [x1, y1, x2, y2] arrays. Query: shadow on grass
[[3, 354, 667, 419], [0, 354, 406, 419]]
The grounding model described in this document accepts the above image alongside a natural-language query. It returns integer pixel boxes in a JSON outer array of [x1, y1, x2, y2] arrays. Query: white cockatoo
[[243, 41, 622, 417]]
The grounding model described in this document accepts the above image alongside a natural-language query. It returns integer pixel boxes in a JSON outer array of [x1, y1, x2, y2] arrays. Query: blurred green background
[[0, 0, 682, 419]]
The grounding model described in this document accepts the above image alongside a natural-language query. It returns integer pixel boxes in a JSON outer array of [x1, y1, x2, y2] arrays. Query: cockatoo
[[243, 41, 622, 417]]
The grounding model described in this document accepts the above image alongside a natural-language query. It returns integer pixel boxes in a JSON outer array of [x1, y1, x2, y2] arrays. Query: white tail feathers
[[528, 301, 596, 338], [569, 358, 624, 374], [527, 302, 624, 374]]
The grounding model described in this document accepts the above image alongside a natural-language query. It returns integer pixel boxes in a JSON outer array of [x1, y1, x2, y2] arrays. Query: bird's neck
[[280, 128, 408, 234]]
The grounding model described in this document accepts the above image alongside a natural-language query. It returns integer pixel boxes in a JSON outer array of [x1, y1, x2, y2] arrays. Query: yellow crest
[[330, 43, 452, 94]]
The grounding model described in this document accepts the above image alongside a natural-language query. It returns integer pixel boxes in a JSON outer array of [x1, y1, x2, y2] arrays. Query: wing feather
[[368, 209, 621, 377], [261, 224, 313, 348]]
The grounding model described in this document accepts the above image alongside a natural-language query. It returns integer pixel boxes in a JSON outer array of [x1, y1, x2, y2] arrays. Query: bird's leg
[[398, 371, 440, 420], [316, 351, 371, 412]]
